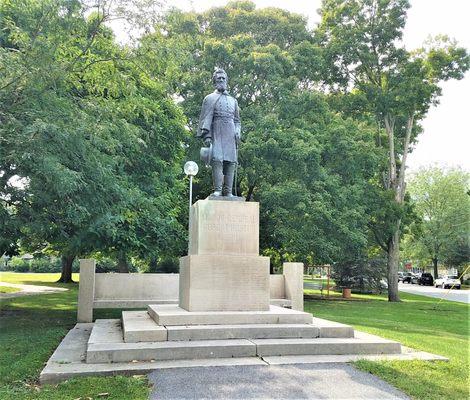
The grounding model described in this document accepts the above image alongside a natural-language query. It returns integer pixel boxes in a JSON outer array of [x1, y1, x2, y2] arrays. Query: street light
[[184, 161, 199, 252], [184, 161, 199, 212]]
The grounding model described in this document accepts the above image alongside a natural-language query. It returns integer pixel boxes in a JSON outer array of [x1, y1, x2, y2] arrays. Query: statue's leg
[[211, 160, 223, 196], [222, 161, 236, 197]]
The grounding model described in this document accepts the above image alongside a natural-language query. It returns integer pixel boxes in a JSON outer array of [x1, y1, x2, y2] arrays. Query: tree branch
[[370, 224, 388, 252]]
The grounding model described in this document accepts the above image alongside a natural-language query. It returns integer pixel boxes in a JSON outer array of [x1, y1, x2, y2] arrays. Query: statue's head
[[212, 68, 228, 92]]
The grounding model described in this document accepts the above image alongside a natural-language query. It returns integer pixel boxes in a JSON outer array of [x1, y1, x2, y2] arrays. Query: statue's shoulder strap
[[212, 93, 223, 110]]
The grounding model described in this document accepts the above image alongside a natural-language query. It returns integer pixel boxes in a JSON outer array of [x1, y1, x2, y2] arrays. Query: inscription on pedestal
[[189, 200, 259, 256]]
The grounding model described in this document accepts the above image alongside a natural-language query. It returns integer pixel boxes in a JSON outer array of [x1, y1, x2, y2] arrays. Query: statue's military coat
[[197, 90, 241, 163]]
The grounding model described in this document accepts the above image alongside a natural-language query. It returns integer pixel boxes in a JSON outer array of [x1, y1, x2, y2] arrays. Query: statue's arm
[[198, 96, 214, 141], [234, 99, 241, 143]]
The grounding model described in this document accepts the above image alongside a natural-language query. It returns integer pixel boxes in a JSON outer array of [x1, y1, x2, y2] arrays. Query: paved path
[[398, 282, 469, 304], [0, 281, 68, 299], [148, 363, 409, 400]]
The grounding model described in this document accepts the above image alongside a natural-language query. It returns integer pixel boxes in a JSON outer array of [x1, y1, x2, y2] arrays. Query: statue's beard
[[215, 82, 227, 92]]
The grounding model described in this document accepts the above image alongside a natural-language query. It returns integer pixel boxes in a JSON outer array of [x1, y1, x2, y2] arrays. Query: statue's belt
[[213, 112, 234, 120]]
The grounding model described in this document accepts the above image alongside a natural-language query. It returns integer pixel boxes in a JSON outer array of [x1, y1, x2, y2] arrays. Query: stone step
[[121, 312, 353, 342], [311, 317, 354, 338], [124, 311, 320, 342], [88, 319, 123, 344], [87, 319, 257, 363], [270, 298, 292, 308], [88, 335, 401, 364], [148, 304, 313, 326], [122, 311, 167, 343], [87, 319, 399, 363], [87, 339, 257, 363], [166, 324, 319, 341], [252, 337, 402, 357]]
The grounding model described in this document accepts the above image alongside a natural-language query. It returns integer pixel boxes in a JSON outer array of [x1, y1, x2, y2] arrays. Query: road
[[398, 282, 469, 304]]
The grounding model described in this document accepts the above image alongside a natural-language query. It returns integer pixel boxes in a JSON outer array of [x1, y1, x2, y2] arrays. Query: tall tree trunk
[[57, 254, 75, 283], [387, 227, 401, 302], [384, 114, 413, 302], [117, 251, 129, 273], [432, 257, 438, 280], [246, 183, 256, 202]]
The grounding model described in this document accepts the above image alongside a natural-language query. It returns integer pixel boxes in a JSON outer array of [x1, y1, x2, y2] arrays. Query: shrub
[[156, 257, 179, 273], [92, 257, 137, 273], [8, 257, 30, 272], [332, 256, 387, 294], [5, 256, 78, 273], [95, 258, 118, 273], [30, 257, 61, 273]]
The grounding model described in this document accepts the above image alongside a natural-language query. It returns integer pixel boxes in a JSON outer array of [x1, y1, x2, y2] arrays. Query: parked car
[[411, 273, 420, 284], [397, 272, 405, 282], [418, 273, 434, 286], [402, 272, 413, 283], [435, 275, 461, 289]]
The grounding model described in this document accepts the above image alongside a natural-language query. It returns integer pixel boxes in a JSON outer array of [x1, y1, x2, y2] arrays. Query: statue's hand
[[203, 137, 212, 146]]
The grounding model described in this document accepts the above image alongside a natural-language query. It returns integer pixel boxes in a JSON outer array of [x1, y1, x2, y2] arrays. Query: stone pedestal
[[189, 200, 260, 256], [180, 200, 270, 311]]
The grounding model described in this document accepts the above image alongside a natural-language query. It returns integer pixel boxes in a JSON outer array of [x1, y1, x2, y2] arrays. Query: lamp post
[[184, 161, 199, 252]]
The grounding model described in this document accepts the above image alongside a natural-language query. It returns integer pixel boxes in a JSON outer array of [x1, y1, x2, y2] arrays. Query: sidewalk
[[0, 281, 68, 299], [148, 363, 409, 400]]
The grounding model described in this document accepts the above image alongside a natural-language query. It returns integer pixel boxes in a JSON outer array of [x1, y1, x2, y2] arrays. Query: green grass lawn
[[305, 292, 469, 400], [0, 272, 80, 285], [0, 286, 21, 294], [0, 273, 149, 400]]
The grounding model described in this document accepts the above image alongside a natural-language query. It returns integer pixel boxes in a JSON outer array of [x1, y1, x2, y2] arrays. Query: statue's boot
[[211, 161, 223, 196], [223, 162, 236, 197]]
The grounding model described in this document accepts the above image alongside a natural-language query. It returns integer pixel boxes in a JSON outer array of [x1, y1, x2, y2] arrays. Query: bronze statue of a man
[[197, 68, 241, 197]]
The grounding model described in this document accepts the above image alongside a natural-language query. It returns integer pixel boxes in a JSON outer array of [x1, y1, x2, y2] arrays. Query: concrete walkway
[[0, 281, 68, 299], [148, 363, 409, 400], [398, 283, 469, 304]]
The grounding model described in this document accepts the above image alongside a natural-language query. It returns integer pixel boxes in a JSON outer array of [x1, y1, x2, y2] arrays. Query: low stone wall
[[77, 259, 303, 322], [95, 273, 179, 301], [269, 275, 285, 299]]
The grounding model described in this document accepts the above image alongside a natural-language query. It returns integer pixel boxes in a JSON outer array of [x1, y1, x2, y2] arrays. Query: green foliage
[[0, 0, 188, 269], [317, 0, 469, 196], [145, 1, 386, 265], [157, 257, 179, 273], [94, 257, 119, 273], [6, 257, 30, 272], [332, 256, 387, 293], [404, 167, 470, 270], [317, 0, 469, 300], [2, 256, 77, 273]]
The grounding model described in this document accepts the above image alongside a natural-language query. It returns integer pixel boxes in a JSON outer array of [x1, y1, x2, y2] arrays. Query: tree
[[0, 0, 188, 281], [317, 0, 469, 300], [406, 167, 470, 278], [140, 1, 386, 268]]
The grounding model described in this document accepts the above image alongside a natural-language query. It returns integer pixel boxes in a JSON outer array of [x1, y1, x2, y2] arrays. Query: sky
[[117, 0, 470, 172]]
